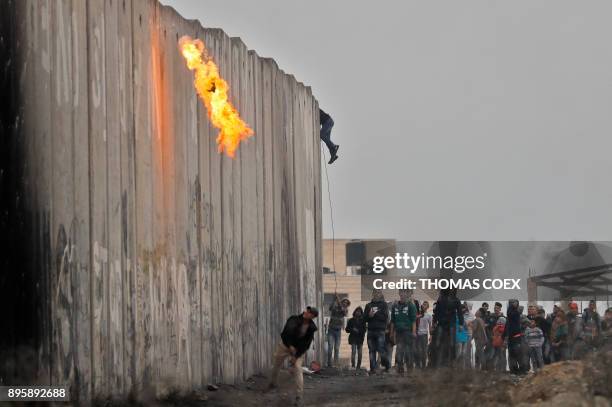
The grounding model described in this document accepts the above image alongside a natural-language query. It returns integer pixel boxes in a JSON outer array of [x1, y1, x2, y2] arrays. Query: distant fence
[[1, 0, 323, 401]]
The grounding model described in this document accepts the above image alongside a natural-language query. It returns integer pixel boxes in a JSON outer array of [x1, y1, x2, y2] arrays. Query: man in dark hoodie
[[364, 289, 390, 373], [268, 306, 318, 406], [535, 307, 552, 364], [345, 306, 367, 369], [505, 299, 527, 374], [432, 288, 463, 367]]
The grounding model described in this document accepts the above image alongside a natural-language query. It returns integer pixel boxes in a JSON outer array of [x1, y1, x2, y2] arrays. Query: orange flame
[[179, 35, 253, 158]]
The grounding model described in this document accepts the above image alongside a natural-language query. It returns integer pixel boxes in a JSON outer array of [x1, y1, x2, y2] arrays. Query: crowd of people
[[267, 290, 612, 406], [327, 289, 612, 375]]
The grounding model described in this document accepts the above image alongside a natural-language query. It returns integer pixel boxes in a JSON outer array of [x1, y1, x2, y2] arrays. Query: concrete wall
[[1, 0, 323, 401]]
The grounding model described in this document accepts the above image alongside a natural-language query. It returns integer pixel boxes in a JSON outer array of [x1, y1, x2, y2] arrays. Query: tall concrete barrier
[[0, 0, 323, 401]]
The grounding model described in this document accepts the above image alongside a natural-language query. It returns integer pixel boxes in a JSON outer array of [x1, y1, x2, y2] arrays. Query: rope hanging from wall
[[321, 146, 338, 294]]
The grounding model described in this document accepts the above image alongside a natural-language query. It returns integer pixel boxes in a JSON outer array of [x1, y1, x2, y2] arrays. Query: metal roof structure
[[529, 263, 612, 299]]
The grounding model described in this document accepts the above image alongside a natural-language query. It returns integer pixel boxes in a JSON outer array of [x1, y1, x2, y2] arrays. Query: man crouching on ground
[[268, 306, 319, 406]]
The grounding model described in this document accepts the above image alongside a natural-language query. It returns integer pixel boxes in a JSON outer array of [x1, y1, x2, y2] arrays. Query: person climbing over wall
[[320, 109, 339, 164], [267, 306, 319, 407]]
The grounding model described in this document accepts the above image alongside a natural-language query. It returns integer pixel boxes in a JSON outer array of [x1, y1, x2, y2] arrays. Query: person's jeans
[[528, 346, 543, 371], [465, 336, 473, 368], [543, 339, 552, 364], [455, 337, 473, 368], [474, 341, 486, 370], [433, 325, 455, 367], [508, 337, 528, 373], [367, 330, 388, 371], [493, 347, 506, 372], [395, 330, 414, 369], [485, 343, 495, 370], [553, 343, 569, 361], [351, 343, 363, 368], [497, 345, 507, 371], [508, 337, 521, 373], [385, 342, 394, 366], [455, 341, 468, 367], [571, 338, 587, 360], [415, 334, 428, 368], [320, 115, 336, 154], [327, 328, 341, 366]]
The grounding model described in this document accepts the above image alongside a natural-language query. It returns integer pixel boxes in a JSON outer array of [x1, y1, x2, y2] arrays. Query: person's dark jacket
[[328, 302, 347, 330], [280, 314, 318, 358], [583, 308, 602, 336], [364, 300, 389, 331], [345, 307, 367, 345], [505, 305, 522, 339], [433, 293, 464, 328], [536, 315, 550, 340]]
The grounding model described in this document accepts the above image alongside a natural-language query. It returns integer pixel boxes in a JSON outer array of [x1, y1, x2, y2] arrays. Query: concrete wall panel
[[5, 0, 323, 402]]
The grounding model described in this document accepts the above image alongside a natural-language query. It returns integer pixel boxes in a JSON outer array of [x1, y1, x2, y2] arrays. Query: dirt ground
[[99, 349, 612, 407], [153, 366, 514, 407]]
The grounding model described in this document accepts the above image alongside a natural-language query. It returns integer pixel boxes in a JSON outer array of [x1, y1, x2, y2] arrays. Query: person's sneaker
[[328, 154, 339, 164], [294, 396, 304, 407]]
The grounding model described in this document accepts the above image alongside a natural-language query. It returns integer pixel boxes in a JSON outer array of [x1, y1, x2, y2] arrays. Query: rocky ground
[[98, 349, 612, 407], [508, 349, 612, 407]]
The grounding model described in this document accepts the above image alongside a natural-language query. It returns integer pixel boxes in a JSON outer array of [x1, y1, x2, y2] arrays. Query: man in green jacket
[[391, 289, 417, 373]]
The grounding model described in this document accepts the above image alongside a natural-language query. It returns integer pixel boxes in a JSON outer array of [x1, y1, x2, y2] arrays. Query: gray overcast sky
[[165, 0, 612, 241]]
